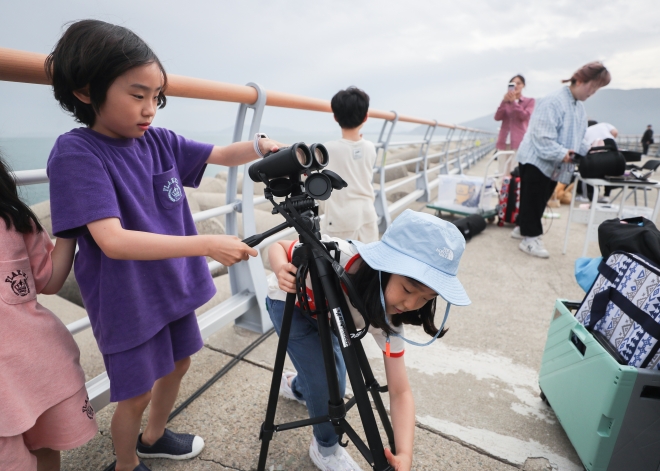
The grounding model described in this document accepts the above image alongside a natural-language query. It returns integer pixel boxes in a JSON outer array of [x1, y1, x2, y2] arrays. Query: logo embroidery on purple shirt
[[5, 270, 30, 296], [163, 177, 183, 203]]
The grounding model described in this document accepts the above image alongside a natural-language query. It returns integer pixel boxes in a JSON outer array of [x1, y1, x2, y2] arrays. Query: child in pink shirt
[[0, 154, 97, 471]]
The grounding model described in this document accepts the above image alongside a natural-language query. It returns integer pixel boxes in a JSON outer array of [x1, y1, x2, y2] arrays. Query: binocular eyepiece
[[248, 142, 346, 200]]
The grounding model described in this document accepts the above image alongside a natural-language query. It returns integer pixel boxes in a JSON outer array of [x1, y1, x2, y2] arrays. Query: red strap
[[383, 349, 404, 358]]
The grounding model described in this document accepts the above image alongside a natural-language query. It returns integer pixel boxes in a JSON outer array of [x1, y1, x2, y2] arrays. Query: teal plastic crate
[[539, 300, 660, 471]]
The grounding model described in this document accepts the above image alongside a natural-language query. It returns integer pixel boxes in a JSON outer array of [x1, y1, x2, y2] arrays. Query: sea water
[[1, 131, 445, 206]]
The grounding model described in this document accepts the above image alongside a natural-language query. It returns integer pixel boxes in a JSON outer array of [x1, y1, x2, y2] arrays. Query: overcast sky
[[1, 0, 659, 138]]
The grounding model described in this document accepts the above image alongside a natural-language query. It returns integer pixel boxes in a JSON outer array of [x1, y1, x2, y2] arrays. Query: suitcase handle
[[570, 325, 588, 356]]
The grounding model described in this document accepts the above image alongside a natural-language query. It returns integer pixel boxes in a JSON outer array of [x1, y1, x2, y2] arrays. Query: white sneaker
[[280, 372, 306, 405], [598, 196, 610, 204], [510, 226, 523, 239], [309, 438, 364, 471], [519, 237, 549, 258], [575, 195, 590, 203]]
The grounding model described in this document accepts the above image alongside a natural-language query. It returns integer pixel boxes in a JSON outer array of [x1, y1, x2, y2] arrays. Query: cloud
[[1, 0, 659, 137]]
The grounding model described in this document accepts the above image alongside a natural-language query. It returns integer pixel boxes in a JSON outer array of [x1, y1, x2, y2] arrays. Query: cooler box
[[539, 300, 660, 471]]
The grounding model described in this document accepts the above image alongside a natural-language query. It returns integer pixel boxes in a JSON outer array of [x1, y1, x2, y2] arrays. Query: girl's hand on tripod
[[384, 448, 412, 471], [276, 262, 298, 293], [207, 235, 257, 266]]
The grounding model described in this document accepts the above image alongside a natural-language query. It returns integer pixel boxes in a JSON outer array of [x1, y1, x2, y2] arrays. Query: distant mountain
[[582, 88, 660, 135], [410, 88, 660, 136]]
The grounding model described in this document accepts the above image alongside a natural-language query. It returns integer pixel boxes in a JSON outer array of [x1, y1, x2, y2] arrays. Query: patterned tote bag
[[575, 251, 660, 369]]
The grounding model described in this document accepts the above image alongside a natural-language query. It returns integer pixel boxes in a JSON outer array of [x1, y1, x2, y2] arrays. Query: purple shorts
[[103, 312, 203, 402]]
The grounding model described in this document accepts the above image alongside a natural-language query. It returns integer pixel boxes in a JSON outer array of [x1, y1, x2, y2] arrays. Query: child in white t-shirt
[[583, 120, 618, 148], [321, 87, 379, 243]]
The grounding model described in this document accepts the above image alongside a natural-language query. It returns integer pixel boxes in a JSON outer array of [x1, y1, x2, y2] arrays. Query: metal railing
[[617, 134, 660, 157], [0, 46, 495, 412]]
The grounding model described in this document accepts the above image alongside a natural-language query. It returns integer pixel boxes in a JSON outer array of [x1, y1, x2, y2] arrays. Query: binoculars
[[248, 142, 346, 200]]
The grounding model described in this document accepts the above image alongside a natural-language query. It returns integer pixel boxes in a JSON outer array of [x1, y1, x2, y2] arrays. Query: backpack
[[497, 167, 520, 226]]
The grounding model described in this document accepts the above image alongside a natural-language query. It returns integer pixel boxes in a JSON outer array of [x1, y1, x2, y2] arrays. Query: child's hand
[[276, 262, 298, 293], [208, 235, 258, 266], [384, 448, 412, 471], [259, 138, 287, 156]]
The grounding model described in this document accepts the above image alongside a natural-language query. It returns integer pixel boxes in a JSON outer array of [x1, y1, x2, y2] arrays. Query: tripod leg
[[336, 277, 397, 457], [353, 339, 396, 455], [257, 294, 296, 471], [311, 257, 393, 471]]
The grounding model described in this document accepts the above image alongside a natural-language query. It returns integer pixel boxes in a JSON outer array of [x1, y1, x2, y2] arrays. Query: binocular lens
[[314, 147, 326, 166], [296, 147, 309, 166], [309, 144, 329, 170]]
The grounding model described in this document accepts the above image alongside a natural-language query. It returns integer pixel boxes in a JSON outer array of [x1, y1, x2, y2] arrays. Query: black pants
[[643, 143, 650, 155], [518, 164, 557, 238]]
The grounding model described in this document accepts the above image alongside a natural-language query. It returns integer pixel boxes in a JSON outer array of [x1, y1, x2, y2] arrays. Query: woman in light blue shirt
[[514, 62, 611, 258]]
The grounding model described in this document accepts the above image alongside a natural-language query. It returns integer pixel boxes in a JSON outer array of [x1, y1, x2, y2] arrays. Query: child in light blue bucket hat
[[266, 209, 470, 471]]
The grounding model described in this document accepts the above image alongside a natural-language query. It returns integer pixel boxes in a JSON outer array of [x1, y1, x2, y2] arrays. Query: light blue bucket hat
[[351, 209, 471, 306]]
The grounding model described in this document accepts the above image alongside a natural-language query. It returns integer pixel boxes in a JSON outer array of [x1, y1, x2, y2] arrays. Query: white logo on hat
[[436, 247, 454, 261]]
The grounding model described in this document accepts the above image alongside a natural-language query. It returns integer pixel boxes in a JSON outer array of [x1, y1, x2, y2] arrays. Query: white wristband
[[253, 133, 269, 158]]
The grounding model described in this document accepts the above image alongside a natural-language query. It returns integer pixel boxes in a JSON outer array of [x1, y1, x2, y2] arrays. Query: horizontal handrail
[[0, 47, 492, 133], [384, 174, 422, 193], [13, 169, 48, 185], [192, 202, 239, 222], [382, 157, 424, 170], [387, 139, 432, 147]]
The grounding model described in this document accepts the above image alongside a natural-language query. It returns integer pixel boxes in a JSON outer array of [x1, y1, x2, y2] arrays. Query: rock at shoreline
[[58, 267, 84, 308], [30, 200, 53, 238]]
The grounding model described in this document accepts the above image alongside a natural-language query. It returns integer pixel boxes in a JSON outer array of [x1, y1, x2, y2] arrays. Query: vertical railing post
[[464, 130, 475, 168], [226, 82, 271, 333], [442, 127, 455, 175], [415, 120, 437, 203], [454, 129, 467, 174], [374, 112, 398, 233]]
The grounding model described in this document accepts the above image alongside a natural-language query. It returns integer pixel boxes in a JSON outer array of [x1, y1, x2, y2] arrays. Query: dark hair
[[45, 19, 167, 127], [0, 151, 43, 234], [331, 86, 370, 129], [562, 61, 611, 87], [588, 120, 598, 127], [509, 75, 525, 86], [348, 262, 446, 338]]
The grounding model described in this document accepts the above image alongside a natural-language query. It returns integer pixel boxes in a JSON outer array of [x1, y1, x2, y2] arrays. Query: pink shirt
[[494, 96, 535, 150], [0, 224, 86, 437]]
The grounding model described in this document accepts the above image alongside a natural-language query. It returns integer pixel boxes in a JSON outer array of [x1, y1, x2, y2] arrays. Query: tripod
[[246, 196, 396, 471]]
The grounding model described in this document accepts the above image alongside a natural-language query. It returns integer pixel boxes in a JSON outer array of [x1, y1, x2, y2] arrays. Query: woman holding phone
[[494, 75, 535, 175]]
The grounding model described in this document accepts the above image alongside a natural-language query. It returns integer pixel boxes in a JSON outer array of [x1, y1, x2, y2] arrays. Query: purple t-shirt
[[47, 127, 217, 355]]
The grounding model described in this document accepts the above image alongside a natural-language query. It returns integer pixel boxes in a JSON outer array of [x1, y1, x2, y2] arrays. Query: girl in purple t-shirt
[[45, 20, 282, 471]]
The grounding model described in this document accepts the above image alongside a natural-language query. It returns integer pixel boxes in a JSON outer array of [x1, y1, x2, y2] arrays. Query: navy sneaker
[[136, 429, 205, 460]]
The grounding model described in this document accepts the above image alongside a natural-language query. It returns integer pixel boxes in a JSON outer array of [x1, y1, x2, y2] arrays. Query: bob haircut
[[348, 261, 447, 339], [331, 86, 370, 130], [45, 19, 168, 127], [562, 61, 611, 88]]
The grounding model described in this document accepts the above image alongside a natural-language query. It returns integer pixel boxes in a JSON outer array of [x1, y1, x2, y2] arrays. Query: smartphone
[[508, 83, 516, 92]]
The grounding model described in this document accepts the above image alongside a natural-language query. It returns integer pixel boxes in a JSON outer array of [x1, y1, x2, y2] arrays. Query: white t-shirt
[[583, 123, 616, 148], [267, 235, 405, 356], [321, 139, 379, 233]]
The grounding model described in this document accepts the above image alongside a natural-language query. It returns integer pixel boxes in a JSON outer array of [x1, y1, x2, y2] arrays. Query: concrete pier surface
[[43, 151, 643, 470]]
